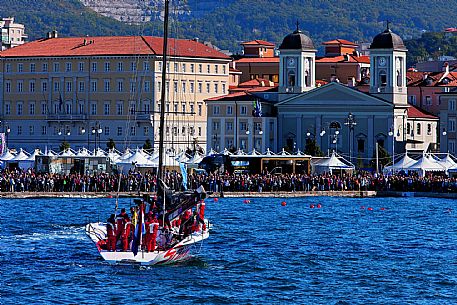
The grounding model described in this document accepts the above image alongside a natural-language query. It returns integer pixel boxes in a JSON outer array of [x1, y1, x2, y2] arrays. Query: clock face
[[379, 57, 387, 67], [287, 57, 295, 67]]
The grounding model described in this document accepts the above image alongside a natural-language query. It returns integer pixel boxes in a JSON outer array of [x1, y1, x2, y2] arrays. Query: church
[[275, 25, 438, 164]]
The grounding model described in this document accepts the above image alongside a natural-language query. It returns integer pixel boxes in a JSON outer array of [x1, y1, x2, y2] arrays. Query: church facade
[[276, 26, 438, 164]]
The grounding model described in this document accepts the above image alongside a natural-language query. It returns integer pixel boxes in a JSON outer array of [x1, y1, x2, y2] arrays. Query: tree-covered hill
[[2, 0, 457, 65]]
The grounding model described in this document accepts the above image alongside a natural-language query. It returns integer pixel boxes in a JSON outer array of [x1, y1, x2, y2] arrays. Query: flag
[[0, 133, 5, 155], [132, 203, 145, 256], [59, 92, 63, 112], [180, 162, 188, 191], [252, 100, 262, 117]]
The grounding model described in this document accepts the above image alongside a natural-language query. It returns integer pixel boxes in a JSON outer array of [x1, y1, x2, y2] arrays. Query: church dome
[[370, 26, 407, 51], [279, 27, 315, 50]]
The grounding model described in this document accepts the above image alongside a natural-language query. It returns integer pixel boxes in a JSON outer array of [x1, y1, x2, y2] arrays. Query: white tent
[[435, 154, 457, 171], [221, 148, 233, 155], [76, 148, 92, 157], [107, 149, 121, 163], [119, 148, 133, 161], [312, 152, 355, 174], [264, 148, 276, 156], [93, 148, 107, 157], [186, 152, 204, 165], [10, 148, 29, 161], [206, 148, 218, 156], [117, 149, 157, 173], [383, 154, 416, 173], [406, 154, 446, 176], [0, 150, 16, 161], [18, 149, 41, 170], [59, 149, 75, 157]]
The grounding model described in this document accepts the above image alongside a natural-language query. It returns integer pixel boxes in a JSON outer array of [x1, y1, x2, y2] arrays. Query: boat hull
[[85, 222, 209, 265]]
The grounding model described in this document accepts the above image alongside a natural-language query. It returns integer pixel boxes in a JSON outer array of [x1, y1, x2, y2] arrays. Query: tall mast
[[157, 0, 169, 183]]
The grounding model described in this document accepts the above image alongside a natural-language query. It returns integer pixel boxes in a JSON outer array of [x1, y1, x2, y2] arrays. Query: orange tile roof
[[235, 57, 280, 63], [322, 39, 358, 46], [316, 54, 370, 64], [407, 71, 457, 87], [238, 78, 275, 87], [241, 40, 275, 47], [0, 36, 231, 59], [407, 105, 438, 119]]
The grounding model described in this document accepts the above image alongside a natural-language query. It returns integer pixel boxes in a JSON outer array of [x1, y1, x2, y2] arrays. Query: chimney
[[423, 73, 428, 81], [51, 30, 58, 38], [344, 54, 350, 61], [193, 37, 199, 43], [46, 31, 52, 39], [347, 77, 355, 87], [83, 39, 87, 45], [442, 62, 449, 73]]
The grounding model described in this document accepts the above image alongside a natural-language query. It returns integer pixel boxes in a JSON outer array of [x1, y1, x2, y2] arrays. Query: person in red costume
[[144, 214, 159, 252], [121, 214, 132, 251], [106, 214, 117, 251], [115, 208, 127, 242]]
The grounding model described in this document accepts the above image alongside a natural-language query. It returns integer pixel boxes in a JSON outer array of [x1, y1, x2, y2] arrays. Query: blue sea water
[[1, 196, 457, 305]]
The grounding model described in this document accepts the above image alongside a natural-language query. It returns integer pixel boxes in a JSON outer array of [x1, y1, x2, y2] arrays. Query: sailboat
[[85, 0, 210, 265]]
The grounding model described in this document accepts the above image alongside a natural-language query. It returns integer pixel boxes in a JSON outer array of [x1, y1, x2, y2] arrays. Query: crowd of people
[[0, 168, 456, 193]]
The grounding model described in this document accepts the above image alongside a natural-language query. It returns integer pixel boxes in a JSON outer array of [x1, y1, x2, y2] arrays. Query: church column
[[316, 115, 322, 149], [368, 115, 374, 160], [220, 117, 225, 152], [278, 114, 284, 151]]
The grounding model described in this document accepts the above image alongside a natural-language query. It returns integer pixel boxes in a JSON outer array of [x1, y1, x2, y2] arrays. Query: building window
[[78, 103, 84, 114], [198, 104, 202, 116], [5, 63, 11, 73], [213, 121, 219, 131], [226, 121, 233, 131], [42, 126, 47, 135], [213, 106, 220, 115], [190, 64, 194, 73], [416, 123, 421, 135], [42, 63, 48, 72], [144, 62, 150, 71], [407, 123, 411, 134], [18, 126, 22, 135], [104, 127, 110, 136], [450, 119, 456, 132], [66, 63, 72, 72], [227, 105, 233, 115], [215, 65, 219, 74], [41, 103, 47, 115], [104, 80, 110, 92], [5, 81, 11, 93], [409, 96, 416, 105], [104, 103, 110, 115], [182, 63, 186, 72], [79, 62, 84, 72], [18, 80, 23, 93], [198, 82, 202, 93], [65, 103, 71, 114], [29, 103, 35, 115], [206, 83, 210, 93], [42, 81, 47, 92], [158, 62, 162, 71], [198, 127, 201, 136], [425, 96, 432, 106], [144, 81, 150, 93], [18, 63, 23, 72], [198, 64, 202, 73], [379, 70, 387, 86], [54, 63, 59, 72], [17, 103, 23, 115], [104, 62, 110, 72], [144, 126, 149, 136], [449, 99, 456, 111], [223, 65, 226, 74], [214, 83, 218, 93], [116, 102, 124, 115], [222, 83, 226, 94], [91, 103, 97, 115], [29, 125, 34, 135], [182, 81, 186, 93], [66, 81, 72, 92], [207, 64, 211, 73], [130, 81, 136, 93], [357, 139, 365, 152], [130, 126, 136, 136], [118, 62, 123, 72], [117, 127, 123, 136], [174, 63, 178, 72], [190, 103, 194, 114], [92, 62, 97, 72], [174, 81, 178, 93], [79, 81, 85, 92], [240, 106, 247, 115], [427, 123, 432, 135], [5, 104, 10, 115], [118, 80, 123, 92], [190, 82, 194, 93], [131, 62, 136, 71], [174, 103, 178, 113], [30, 63, 36, 72], [91, 80, 97, 92]]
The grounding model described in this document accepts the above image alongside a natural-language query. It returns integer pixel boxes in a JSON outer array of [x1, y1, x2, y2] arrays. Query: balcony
[[47, 114, 87, 121]]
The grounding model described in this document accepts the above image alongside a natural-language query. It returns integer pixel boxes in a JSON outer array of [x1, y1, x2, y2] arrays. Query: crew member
[[145, 214, 159, 252], [116, 208, 127, 241], [121, 214, 132, 251], [106, 214, 117, 251]]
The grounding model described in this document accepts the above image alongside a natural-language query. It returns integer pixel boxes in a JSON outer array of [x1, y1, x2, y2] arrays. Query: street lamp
[[344, 113, 357, 162], [6, 126, 10, 149], [92, 125, 102, 152], [442, 128, 447, 152]]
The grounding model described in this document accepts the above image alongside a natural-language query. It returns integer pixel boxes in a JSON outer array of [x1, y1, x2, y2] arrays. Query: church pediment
[[276, 82, 392, 108]]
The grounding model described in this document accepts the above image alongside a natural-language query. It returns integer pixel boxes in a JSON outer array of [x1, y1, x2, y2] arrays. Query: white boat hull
[[85, 222, 209, 265]]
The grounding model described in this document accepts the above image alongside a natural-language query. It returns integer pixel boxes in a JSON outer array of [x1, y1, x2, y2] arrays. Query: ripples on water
[[1, 196, 457, 304]]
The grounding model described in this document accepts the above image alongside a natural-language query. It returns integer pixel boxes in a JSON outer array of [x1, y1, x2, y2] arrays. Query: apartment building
[[0, 34, 231, 152], [1, 17, 27, 50]]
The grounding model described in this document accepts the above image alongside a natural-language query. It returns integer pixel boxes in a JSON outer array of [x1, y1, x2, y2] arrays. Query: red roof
[[206, 86, 276, 102], [316, 54, 370, 64], [322, 39, 358, 46], [241, 40, 275, 47], [235, 57, 280, 63], [0, 36, 231, 59], [407, 71, 457, 87], [238, 78, 275, 87], [407, 105, 438, 119]]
